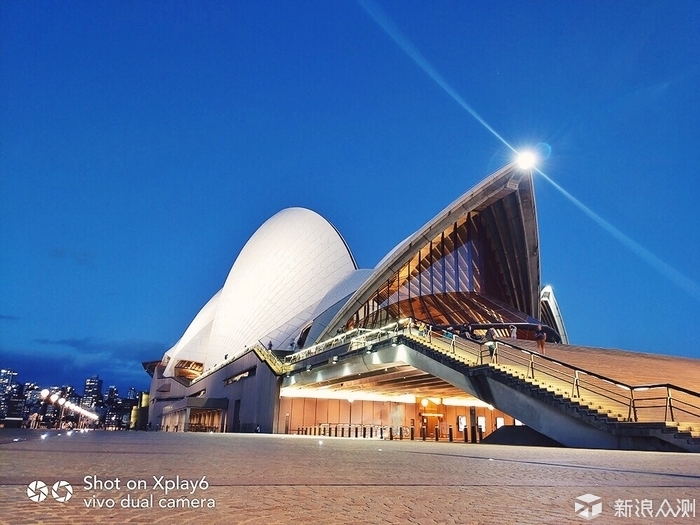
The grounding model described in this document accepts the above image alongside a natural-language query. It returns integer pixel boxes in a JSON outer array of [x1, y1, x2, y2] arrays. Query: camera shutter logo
[[27, 481, 49, 503], [51, 481, 73, 503], [575, 494, 602, 520], [26, 480, 73, 503]]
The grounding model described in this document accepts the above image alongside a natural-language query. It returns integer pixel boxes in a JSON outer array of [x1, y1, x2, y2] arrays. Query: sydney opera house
[[143, 160, 700, 451]]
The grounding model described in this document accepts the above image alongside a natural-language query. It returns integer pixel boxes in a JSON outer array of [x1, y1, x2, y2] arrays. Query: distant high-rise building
[[66, 389, 82, 405], [106, 385, 118, 401], [22, 383, 42, 419], [6, 392, 25, 423], [60, 385, 76, 400], [81, 375, 103, 409], [0, 369, 18, 389], [41, 385, 62, 426], [0, 369, 19, 418], [126, 387, 138, 400]]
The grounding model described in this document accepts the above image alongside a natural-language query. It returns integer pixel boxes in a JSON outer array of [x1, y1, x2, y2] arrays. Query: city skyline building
[[0, 369, 19, 419], [0, 365, 147, 429], [81, 375, 103, 410], [21, 383, 41, 420], [106, 385, 118, 401]]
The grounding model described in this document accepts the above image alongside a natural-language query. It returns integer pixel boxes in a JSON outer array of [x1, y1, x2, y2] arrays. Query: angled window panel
[[456, 243, 471, 292], [443, 248, 457, 293]]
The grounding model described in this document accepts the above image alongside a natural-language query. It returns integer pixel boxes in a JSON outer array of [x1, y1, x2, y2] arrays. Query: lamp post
[[48, 393, 60, 428], [38, 389, 50, 429], [57, 398, 66, 429], [348, 397, 354, 437]]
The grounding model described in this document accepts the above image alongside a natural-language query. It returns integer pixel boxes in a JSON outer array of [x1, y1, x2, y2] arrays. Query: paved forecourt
[[1, 429, 699, 524]]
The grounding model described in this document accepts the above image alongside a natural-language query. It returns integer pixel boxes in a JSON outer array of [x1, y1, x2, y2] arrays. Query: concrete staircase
[[399, 331, 700, 452]]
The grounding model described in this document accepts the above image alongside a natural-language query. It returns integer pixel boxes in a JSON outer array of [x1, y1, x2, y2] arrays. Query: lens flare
[[536, 142, 552, 160], [535, 167, 700, 302], [517, 151, 537, 169], [358, 0, 700, 304], [359, 0, 515, 153]]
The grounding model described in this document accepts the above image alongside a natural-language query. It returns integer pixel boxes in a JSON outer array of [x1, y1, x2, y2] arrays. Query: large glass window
[[348, 213, 523, 329]]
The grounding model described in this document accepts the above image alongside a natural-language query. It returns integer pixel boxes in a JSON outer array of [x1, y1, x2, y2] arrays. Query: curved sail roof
[[163, 290, 221, 378], [162, 207, 357, 377], [540, 284, 569, 344], [316, 161, 540, 340]]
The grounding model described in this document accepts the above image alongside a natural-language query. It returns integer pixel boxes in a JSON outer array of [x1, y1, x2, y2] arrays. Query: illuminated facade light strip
[[441, 397, 494, 409], [279, 388, 493, 409], [280, 387, 416, 404]]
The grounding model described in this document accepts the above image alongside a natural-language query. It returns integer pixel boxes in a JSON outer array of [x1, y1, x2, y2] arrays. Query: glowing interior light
[[40, 389, 50, 399], [517, 151, 537, 169]]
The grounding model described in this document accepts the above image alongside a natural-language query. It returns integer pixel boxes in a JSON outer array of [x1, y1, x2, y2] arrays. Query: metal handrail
[[251, 343, 288, 375], [493, 339, 700, 423], [285, 318, 412, 364], [481, 339, 637, 419]]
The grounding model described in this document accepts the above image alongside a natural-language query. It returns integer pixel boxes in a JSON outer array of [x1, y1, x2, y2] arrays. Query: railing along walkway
[[405, 331, 626, 421], [404, 323, 700, 431], [255, 319, 699, 435]]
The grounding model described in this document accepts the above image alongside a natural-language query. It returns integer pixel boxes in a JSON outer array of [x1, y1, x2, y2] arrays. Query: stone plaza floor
[[1, 428, 699, 524]]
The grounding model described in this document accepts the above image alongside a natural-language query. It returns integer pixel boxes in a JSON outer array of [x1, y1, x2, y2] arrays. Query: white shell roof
[[164, 207, 357, 374], [310, 269, 374, 320], [163, 290, 221, 377], [540, 284, 569, 344]]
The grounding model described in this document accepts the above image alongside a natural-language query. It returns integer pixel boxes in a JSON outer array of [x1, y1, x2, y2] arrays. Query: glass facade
[[347, 213, 532, 330]]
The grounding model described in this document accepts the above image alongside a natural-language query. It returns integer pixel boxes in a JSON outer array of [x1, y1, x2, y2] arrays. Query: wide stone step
[[498, 367, 623, 407]]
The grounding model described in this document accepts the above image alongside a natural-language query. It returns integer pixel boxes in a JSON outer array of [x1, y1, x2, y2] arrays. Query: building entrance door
[[232, 399, 241, 432]]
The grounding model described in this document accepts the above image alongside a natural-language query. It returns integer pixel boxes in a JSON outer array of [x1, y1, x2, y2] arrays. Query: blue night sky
[[2, 1, 699, 394]]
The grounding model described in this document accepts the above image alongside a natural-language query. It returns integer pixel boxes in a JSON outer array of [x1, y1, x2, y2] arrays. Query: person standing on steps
[[509, 324, 517, 340], [485, 326, 497, 362], [535, 324, 547, 355], [463, 323, 475, 341]]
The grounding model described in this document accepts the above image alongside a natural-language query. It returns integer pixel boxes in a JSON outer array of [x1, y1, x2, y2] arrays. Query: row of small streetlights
[[40, 388, 100, 423]]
